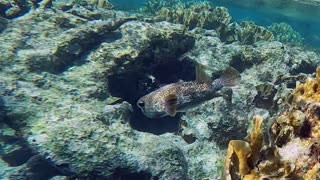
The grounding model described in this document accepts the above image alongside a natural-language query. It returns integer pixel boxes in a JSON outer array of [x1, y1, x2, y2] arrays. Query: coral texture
[[224, 68, 320, 179], [268, 22, 304, 46], [154, 3, 231, 34], [0, 1, 320, 179], [223, 21, 274, 45]]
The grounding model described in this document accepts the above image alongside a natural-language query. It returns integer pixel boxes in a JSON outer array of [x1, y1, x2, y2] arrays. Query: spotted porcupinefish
[[137, 66, 241, 118]]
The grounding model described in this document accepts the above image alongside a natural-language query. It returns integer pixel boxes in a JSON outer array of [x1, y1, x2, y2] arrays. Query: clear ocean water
[[112, 0, 320, 48], [0, 0, 320, 179]]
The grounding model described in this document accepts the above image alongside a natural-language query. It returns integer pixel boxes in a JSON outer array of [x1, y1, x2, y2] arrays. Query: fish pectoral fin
[[164, 94, 178, 117]]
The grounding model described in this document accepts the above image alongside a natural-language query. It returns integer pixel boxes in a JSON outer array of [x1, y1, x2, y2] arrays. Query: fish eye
[[137, 101, 145, 108]]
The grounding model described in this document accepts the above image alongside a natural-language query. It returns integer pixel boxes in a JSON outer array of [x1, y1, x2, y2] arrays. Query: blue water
[[112, 0, 320, 48], [211, 0, 320, 48]]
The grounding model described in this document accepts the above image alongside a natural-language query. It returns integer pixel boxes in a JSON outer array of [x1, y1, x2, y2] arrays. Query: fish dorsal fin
[[164, 94, 177, 117], [196, 64, 210, 83]]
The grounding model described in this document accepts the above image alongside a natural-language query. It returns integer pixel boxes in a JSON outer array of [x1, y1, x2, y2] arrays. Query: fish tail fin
[[217, 67, 241, 87]]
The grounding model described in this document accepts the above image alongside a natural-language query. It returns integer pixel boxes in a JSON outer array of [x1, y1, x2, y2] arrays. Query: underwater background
[[0, 0, 320, 179]]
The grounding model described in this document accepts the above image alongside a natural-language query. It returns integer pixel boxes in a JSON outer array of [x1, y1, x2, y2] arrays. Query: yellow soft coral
[[224, 67, 320, 179], [293, 67, 320, 104], [224, 116, 263, 180]]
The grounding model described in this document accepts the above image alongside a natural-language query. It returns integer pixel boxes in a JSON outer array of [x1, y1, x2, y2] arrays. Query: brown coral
[[293, 67, 320, 105], [224, 68, 320, 179], [224, 116, 264, 180]]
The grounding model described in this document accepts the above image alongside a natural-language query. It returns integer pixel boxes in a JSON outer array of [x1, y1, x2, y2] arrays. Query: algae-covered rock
[[28, 101, 188, 178], [0, 8, 194, 178], [89, 20, 195, 74], [268, 22, 304, 46]]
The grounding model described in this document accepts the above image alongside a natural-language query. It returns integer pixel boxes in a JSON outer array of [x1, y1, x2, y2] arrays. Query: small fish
[[137, 66, 241, 118]]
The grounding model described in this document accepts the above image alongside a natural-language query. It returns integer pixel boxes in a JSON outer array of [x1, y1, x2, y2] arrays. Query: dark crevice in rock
[[0, 103, 35, 166], [0, 124, 35, 166], [5, 155, 62, 179], [229, 54, 254, 73], [110, 168, 153, 180], [68, 169, 154, 180], [299, 120, 311, 138], [290, 61, 316, 75], [182, 133, 196, 144], [253, 83, 277, 110]]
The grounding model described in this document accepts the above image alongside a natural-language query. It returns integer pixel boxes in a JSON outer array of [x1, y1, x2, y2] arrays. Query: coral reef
[[154, 3, 231, 34], [142, 0, 182, 13], [222, 21, 274, 45], [224, 68, 320, 179], [153, 3, 274, 45], [0, 0, 320, 179], [268, 22, 304, 46]]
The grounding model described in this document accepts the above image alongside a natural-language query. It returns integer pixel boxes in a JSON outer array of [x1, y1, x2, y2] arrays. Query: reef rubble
[[0, 1, 319, 179]]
